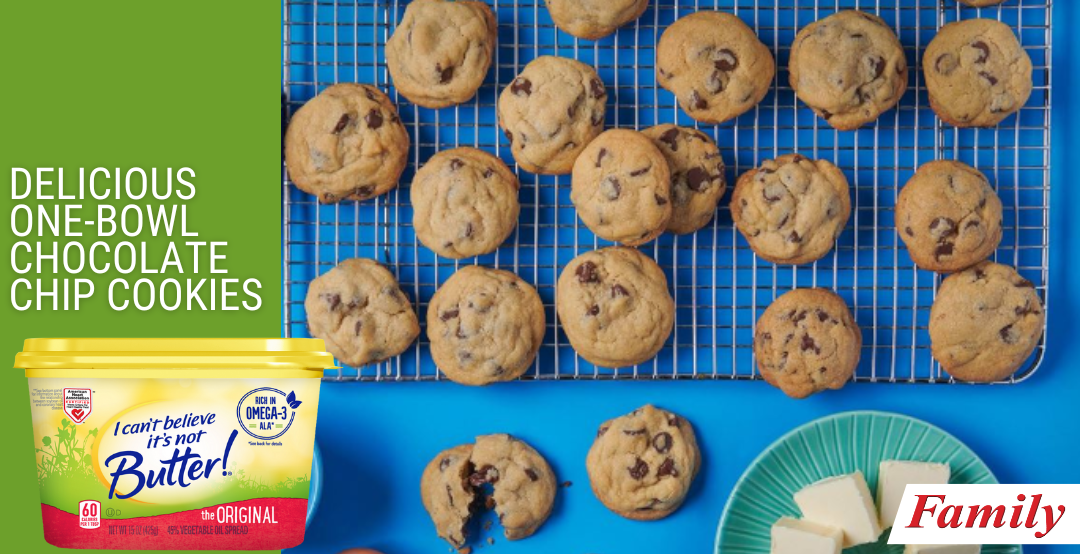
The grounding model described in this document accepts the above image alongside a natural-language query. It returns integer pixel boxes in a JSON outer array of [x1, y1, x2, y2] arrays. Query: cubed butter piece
[[904, 545, 981, 554], [770, 517, 843, 554], [877, 461, 951, 528], [794, 471, 882, 547]]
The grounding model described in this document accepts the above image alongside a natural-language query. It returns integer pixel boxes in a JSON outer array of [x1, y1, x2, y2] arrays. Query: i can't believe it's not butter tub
[[15, 339, 335, 550]]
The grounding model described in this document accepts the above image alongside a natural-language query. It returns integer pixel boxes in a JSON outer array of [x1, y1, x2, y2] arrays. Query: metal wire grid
[[281, 0, 1052, 383]]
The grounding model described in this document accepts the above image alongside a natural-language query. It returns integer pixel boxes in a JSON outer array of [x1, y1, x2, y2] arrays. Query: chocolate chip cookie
[[427, 266, 546, 385], [924, 19, 1033, 128], [304, 258, 420, 367], [571, 129, 672, 246], [544, 0, 649, 41], [386, 0, 497, 108], [498, 56, 607, 175], [586, 405, 701, 520], [930, 262, 1044, 383], [753, 288, 862, 399], [730, 154, 851, 266], [896, 160, 1003, 273], [789, 10, 908, 130], [656, 12, 775, 124], [556, 247, 674, 368], [957, 0, 1008, 7], [421, 434, 556, 548], [285, 83, 410, 204], [411, 147, 520, 259], [642, 124, 727, 235]]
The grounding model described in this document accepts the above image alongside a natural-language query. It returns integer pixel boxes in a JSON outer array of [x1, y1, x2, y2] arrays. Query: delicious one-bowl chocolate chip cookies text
[[731, 154, 851, 265], [285, 84, 410, 204], [556, 247, 674, 368], [427, 266, 546, 385], [386, 0, 497, 108], [789, 10, 908, 130], [587, 405, 701, 520], [924, 19, 1032, 127], [754, 288, 862, 399], [657, 12, 775, 124], [642, 124, 727, 235], [304, 258, 420, 367], [896, 160, 1003, 273], [421, 434, 556, 548], [411, 147, 520, 259], [571, 129, 672, 246], [498, 56, 607, 175], [930, 262, 1044, 382], [544, 0, 649, 40]]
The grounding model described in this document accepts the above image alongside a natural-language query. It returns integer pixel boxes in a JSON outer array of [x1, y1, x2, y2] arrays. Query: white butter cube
[[877, 461, 951, 529], [904, 545, 981, 554], [770, 517, 843, 554], [794, 471, 882, 547]]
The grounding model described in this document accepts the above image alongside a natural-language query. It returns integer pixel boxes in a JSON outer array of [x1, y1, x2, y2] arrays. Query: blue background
[[286, 1, 1078, 553]]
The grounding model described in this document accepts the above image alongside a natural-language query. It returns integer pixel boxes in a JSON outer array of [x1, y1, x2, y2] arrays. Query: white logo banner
[[888, 484, 1075, 544]]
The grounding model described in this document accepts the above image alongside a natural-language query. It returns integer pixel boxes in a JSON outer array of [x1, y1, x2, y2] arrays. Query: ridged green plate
[[715, 411, 1021, 554]]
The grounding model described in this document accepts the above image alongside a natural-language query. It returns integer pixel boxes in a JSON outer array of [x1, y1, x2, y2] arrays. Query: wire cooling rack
[[281, 0, 1052, 383]]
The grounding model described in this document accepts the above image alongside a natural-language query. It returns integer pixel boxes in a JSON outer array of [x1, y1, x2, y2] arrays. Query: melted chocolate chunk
[[469, 465, 500, 486], [437, 63, 455, 84], [611, 284, 629, 298], [657, 458, 679, 478], [630, 166, 651, 177], [332, 113, 351, 134], [652, 432, 673, 453], [628, 458, 650, 480], [439, 457, 451, 471], [686, 167, 710, 192], [511, 77, 532, 96], [800, 335, 820, 354], [354, 320, 363, 335], [659, 128, 680, 151], [935, 242, 955, 259], [689, 90, 707, 110], [450, 158, 464, 171], [714, 48, 739, 72], [524, 468, 539, 482], [587, 304, 600, 317], [576, 261, 600, 284], [590, 78, 606, 99], [323, 293, 342, 310], [365, 109, 384, 129], [440, 309, 459, 321], [971, 41, 990, 64], [655, 193, 668, 206], [596, 147, 609, 168], [1000, 324, 1019, 344]]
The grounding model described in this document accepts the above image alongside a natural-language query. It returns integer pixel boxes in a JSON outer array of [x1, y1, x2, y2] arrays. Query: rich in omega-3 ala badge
[[16, 338, 334, 550]]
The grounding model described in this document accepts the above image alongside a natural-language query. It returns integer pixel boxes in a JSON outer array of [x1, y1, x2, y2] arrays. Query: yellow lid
[[14, 338, 336, 373]]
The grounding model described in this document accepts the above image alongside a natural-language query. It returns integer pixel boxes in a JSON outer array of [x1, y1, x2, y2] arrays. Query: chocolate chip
[[503, 128, 514, 144], [657, 458, 679, 478], [440, 309, 459, 321], [524, 468, 539, 482], [450, 158, 464, 171], [655, 194, 668, 206], [800, 335, 820, 354], [821, 109, 834, 121], [689, 90, 707, 110], [935, 243, 955, 259], [612, 284, 629, 298], [706, 70, 725, 94], [363, 87, 378, 101], [972, 41, 990, 64], [788, 231, 802, 243], [817, 309, 829, 322], [1016, 279, 1036, 289], [628, 458, 649, 480], [930, 217, 956, 234], [624, 428, 647, 436], [437, 63, 455, 84], [905, 226, 915, 237], [794, 310, 808, 323], [365, 109, 383, 129], [469, 465, 499, 486], [587, 304, 600, 316], [762, 184, 783, 204], [630, 166, 651, 177], [936, 53, 959, 76], [576, 261, 600, 284], [761, 331, 772, 342], [601, 176, 622, 200], [652, 432, 673, 453], [714, 48, 739, 71], [483, 167, 494, 179], [659, 128, 680, 151], [439, 457, 451, 471], [354, 320, 363, 335], [598, 426, 609, 437], [511, 77, 532, 96], [979, 71, 999, 86], [353, 185, 375, 199], [1016, 302, 1040, 317], [965, 220, 981, 230], [686, 167, 710, 192], [332, 113, 351, 134], [596, 147, 609, 168], [871, 56, 885, 79], [463, 222, 473, 238], [1000, 324, 1019, 344], [323, 293, 341, 310], [590, 78, 606, 99]]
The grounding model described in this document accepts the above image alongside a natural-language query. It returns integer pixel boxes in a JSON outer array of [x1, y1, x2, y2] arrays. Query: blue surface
[[285, 1, 1078, 553]]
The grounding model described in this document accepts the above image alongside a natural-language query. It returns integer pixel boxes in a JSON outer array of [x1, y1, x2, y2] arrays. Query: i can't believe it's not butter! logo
[[236, 388, 301, 441]]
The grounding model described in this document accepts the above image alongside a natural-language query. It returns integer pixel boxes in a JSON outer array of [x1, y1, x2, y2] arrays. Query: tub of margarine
[[15, 338, 335, 550]]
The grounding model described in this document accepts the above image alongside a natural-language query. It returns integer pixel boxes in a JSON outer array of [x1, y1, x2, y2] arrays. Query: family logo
[[889, 484, 1077, 545], [63, 388, 92, 424], [236, 387, 300, 440]]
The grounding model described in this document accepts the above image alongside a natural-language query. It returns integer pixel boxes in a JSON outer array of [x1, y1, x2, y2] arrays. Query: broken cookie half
[[420, 434, 556, 549]]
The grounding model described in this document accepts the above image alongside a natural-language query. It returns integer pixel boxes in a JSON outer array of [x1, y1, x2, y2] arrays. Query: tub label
[[28, 376, 320, 550], [63, 388, 92, 424]]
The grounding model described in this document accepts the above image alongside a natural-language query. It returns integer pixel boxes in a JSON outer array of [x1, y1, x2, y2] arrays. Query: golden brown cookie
[[544, 0, 649, 41], [642, 125, 727, 235]]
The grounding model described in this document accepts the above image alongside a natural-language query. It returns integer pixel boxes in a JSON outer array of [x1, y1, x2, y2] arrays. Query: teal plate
[[715, 411, 1021, 554]]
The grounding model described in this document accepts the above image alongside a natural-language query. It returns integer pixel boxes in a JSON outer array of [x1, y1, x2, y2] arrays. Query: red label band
[[41, 498, 307, 550]]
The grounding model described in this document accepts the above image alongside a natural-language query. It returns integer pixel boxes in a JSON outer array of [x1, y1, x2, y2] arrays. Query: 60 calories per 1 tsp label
[[27, 377, 320, 550]]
